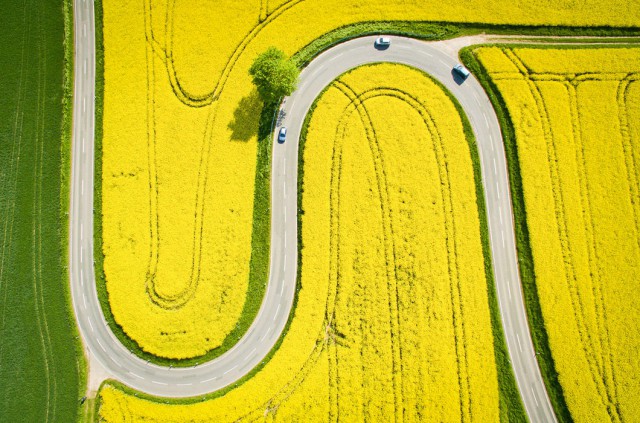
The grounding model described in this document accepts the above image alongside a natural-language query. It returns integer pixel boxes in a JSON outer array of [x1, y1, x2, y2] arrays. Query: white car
[[374, 37, 391, 47]]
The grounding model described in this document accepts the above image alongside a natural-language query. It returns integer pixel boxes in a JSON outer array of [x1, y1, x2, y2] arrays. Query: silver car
[[278, 127, 287, 143]]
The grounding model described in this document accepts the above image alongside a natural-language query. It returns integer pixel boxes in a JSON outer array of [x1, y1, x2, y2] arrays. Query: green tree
[[249, 47, 299, 104]]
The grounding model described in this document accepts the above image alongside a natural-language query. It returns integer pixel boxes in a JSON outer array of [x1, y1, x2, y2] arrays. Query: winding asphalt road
[[70, 0, 555, 420]]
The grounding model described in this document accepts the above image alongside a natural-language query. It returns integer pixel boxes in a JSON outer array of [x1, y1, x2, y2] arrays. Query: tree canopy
[[249, 47, 299, 104]]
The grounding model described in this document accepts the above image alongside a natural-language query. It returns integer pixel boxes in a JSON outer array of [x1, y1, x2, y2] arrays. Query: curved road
[[70, 1, 555, 420]]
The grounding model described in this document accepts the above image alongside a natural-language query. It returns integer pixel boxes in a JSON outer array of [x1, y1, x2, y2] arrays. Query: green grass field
[[0, 1, 84, 422]]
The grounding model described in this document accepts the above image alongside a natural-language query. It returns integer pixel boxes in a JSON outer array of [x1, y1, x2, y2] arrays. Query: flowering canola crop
[[475, 46, 640, 422], [98, 64, 501, 421], [101, 0, 640, 360]]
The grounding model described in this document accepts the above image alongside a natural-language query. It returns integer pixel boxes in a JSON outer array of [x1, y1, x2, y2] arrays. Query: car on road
[[278, 127, 287, 143], [453, 64, 471, 79], [374, 37, 391, 47]]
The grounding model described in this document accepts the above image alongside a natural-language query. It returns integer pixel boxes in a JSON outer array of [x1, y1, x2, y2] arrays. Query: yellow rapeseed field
[[98, 63, 501, 421], [475, 46, 640, 422], [101, 0, 639, 359]]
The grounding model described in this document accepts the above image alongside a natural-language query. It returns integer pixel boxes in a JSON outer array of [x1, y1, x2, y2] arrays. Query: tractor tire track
[[505, 48, 621, 421]]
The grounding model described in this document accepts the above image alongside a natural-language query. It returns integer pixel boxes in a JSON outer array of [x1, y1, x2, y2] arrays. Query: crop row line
[[139, 0, 301, 311], [565, 80, 622, 420], [34, 5, 59, 419], [141, 0, 222, 310], [233, 122, 347, 420], [325, 88, 345, 422], [330, 81, 476, 422], [383, 87, 473, 423], [504, 48, 622, 422], [333, 80, 406, 423], [0, 0, 29, 367], [259, 0, 269, 22], [616, 76, 640, 254], [490, 71, 632, 83], [235, 81, 417, 420], [160, 0, 302, 107], [234, 313, 335, 419]]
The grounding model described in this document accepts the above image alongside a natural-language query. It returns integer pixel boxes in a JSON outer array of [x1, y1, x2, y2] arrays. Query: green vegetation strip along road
[[0, 1, 84, 422]]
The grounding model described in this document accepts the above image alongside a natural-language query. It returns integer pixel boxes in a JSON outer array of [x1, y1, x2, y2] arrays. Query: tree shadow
[[228, 89, 262, 142], [276, 108, 287, 127]]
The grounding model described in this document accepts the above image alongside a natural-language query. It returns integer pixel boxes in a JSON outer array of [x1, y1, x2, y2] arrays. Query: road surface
[[69, 2, 555, 419]]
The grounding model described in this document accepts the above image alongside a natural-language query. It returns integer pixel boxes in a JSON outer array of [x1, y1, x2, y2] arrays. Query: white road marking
[[129, 372, 144, 379], [499, 210, 503, 225], [284, 253, 287, 272], [496, 183, 500, 200], [177, 383, 192, 387], [80, 223, 83, 241], [516, 333, 523, 353], [88, 318, 94, 332], [81, 179, 84, 195], [82, 293, 87, 309], [152, 380, 168, 386], [328, 53, 343, 63], [243, 354, 251, 362], [501, 230, 506, 248], [97, 338, 106, 351], [261, 328, 271, 342], [274, 304, 281, 321], [82, 137, 85, 154], [80, 247, 83, 263], [439, 58, 448, 67], [483, 114, 489, 127], [508, 280, 512, 300], [493, 159, 497, 175], [83, 60, 86, 75], [223, 365, 238, 376], [531, 387, 540, 407], [200, 377, 217, 384]]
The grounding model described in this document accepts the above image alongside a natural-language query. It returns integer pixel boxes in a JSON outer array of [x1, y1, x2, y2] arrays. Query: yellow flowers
[[296, 63, 500, 421], [102, 1, 260, 359], [101, 0, 640, 360], [99, 63, 500, 422], [476, 46, 640, 422]]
